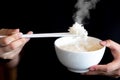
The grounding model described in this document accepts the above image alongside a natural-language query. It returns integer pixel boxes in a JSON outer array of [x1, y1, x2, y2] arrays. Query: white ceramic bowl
[[54, 36, 106, 73]]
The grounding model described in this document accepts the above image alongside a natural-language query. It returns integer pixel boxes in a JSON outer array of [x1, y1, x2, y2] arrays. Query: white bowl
[[54, 36, 106, 73]]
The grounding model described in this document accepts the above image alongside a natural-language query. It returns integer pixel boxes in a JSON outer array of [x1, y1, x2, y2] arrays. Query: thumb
[[100, 39, 120, 59], [89, 65, 107, 72], [89, 61, 120, 73], [83, 65, 108, 75]]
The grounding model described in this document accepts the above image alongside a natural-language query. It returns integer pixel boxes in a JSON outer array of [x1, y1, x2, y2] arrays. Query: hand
[[0, 29, 33, 59], [84, 39, 120, 78]]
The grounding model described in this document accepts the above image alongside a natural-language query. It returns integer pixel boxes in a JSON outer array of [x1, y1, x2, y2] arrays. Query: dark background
[[0, 0, 120, 80]]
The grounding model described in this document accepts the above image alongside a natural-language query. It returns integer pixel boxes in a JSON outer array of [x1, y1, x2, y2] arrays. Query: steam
[[74, 0, 100, 24]]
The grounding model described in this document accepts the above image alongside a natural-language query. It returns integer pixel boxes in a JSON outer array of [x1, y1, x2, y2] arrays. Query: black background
[[0, 0, 120, 80]]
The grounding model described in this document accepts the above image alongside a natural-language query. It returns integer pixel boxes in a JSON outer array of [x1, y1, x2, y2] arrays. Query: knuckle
[[0, 38, 10, 46], [20, 38, 27, 44], [104, 66, 111, 73], [9, 43, 17, 50], [13, 34, 20, 39], [107, 39, 112, 44], [106, 39, 112, 47]]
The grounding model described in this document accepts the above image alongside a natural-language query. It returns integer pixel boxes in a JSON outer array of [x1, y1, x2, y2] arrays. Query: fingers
[[84, 65, 107, 75], [0, 31, 33, 52], [89, 65, 107, 72], [84, 65, 113, 77], [0, 33, 23, 46], [24, 31, 33, 42], [83, 40, 120, 78], [0, 31, 33, 55], [1, 38, 26, 52], [88, 62, 120, 74], [0, 29, 20, 35], [84, 65, 120, 78], [0, 31, 33, 47], [100, 39, 120, 51], [0, 48, 22, 59], [84, 61, 120, 77], [100, 40, 120, 59], [83, 69, 114, 77]]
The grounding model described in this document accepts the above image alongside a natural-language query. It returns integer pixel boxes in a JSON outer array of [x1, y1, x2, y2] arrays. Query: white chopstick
[[0, 32, 77, 38]]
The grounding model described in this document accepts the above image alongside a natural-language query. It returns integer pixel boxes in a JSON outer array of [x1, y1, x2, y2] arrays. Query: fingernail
[[17, 33, 23, 38], [89, 67, 96, 71], [100, 41, 107, 46]]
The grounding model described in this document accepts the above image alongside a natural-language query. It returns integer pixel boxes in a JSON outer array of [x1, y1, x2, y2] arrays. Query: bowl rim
[[54, 36, 106, 53]]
